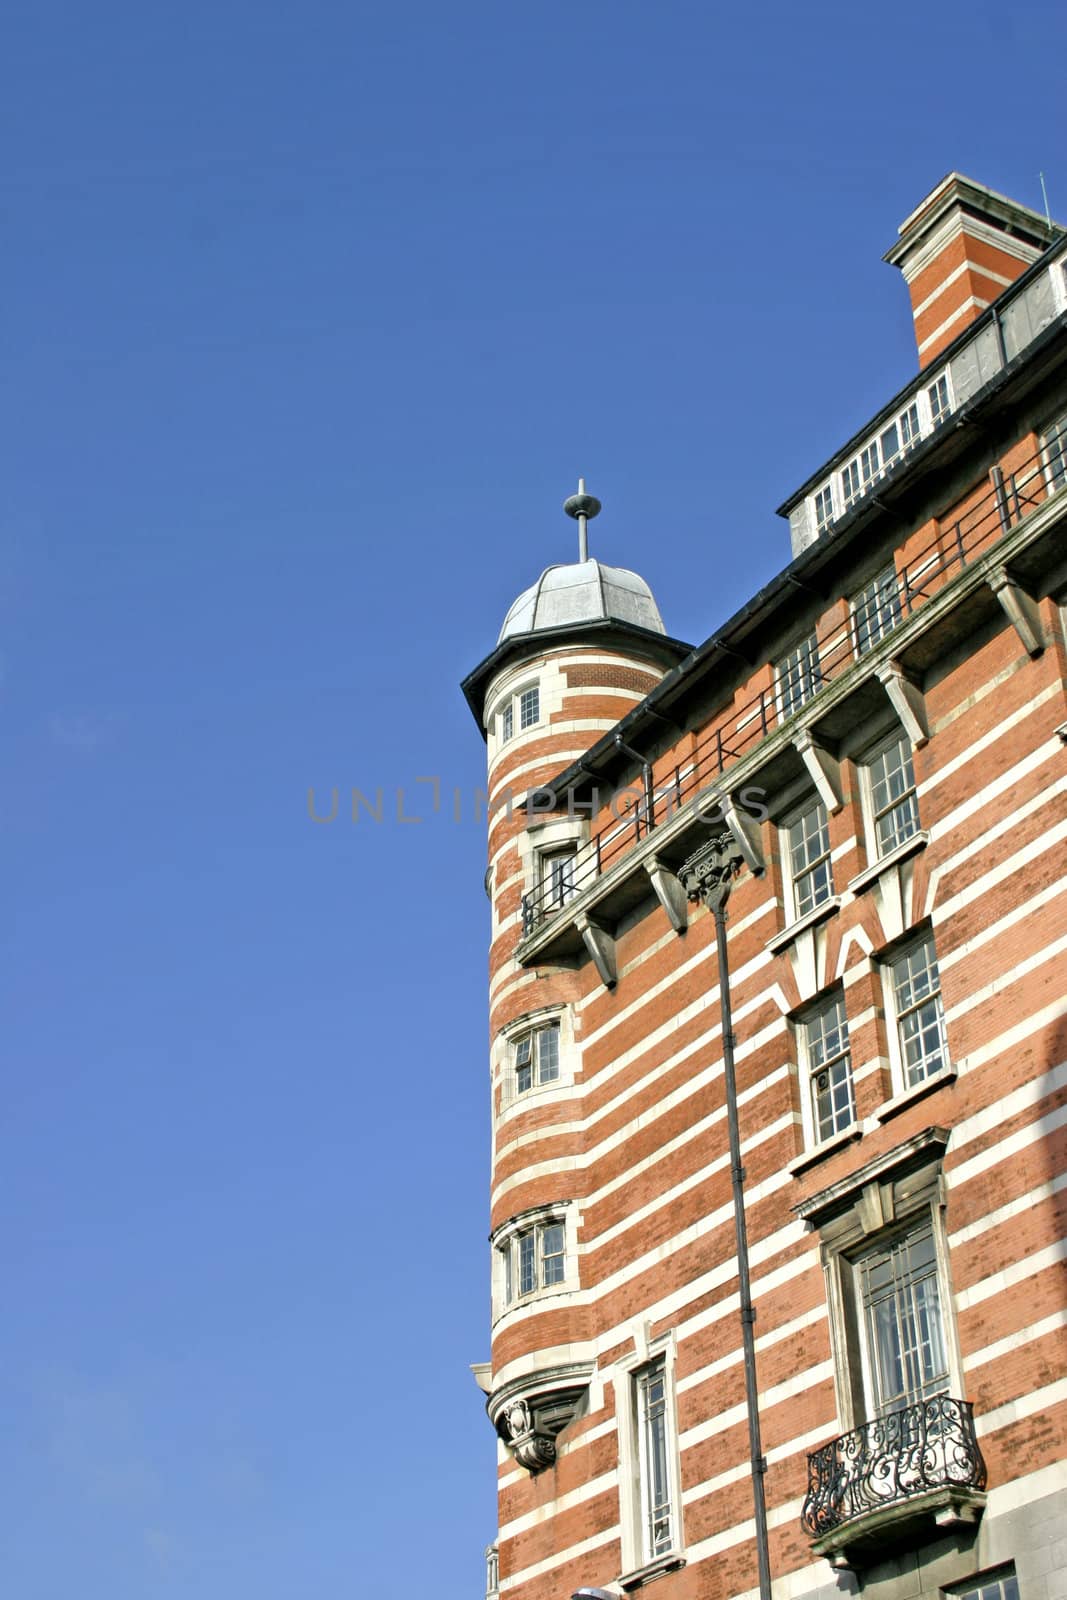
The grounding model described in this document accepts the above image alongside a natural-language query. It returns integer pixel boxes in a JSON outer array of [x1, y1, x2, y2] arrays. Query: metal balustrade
[[519, 443, 1059, 938], [801, 1396, 987, 1537]]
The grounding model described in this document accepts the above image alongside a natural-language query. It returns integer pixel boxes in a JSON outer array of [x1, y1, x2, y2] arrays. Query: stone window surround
[[880, 925, 951, 1100], [795, 1125, 964, 1434], [490, 1200, 578, 1326], [614, 1328, 686, 1590], [494, 1000, 576, 1116]]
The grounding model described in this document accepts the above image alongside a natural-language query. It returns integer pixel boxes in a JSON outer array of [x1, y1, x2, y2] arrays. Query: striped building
[[462, 174, 1067, 1600]]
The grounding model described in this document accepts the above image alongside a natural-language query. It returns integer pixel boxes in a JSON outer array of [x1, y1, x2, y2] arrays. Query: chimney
[[885, 173, 1058, 368]]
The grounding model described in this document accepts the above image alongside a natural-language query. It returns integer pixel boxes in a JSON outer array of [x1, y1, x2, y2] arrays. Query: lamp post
[[678, 832, 772, 1600]]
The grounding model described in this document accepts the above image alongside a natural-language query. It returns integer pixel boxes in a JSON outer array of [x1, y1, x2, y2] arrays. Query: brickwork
[[470, 184, 1067, 1600]]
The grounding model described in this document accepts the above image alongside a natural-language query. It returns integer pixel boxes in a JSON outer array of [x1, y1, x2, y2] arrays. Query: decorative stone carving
[[678, 832, 745, 912], [487, 1363, 594, 1475]]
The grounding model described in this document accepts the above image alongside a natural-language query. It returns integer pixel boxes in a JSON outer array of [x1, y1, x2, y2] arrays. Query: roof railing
[[519, 442, 1060, 937]]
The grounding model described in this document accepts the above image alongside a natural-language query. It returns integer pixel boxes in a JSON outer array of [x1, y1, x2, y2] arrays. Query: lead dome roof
[[498, 559, 666, 644]]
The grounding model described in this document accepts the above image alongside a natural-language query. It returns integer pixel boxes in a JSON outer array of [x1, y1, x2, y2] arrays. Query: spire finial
[[563, 478, 602, 562]]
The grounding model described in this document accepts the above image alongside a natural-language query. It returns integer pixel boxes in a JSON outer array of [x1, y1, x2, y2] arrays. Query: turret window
[[495, 680, 541, 745], [496, 1005, 574, 1113], [513, 1022, 560, 1094], [493, 1204, 574, 1313], [519, 684, 540, 729]]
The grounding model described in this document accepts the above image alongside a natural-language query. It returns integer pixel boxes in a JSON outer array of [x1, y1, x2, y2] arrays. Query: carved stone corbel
[[678, 832, 745, 912], [792, 730, 844, 813], [644, 857, 688, 934], [721, 796, 766, 873], [500, 1400, 558, 1473], [488, 1364, 595, 1475], [988, 565, 1044, 657], [877, 660, 928, 747], [576, 912, 616, 988]]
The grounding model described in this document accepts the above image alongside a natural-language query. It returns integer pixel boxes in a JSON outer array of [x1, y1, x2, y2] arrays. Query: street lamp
[[678, 831, 772, 1600]]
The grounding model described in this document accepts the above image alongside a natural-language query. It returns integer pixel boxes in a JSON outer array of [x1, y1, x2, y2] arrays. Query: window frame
[[1041, 408, 1067, 492], [496, 1004, 574, 1112], [512, 1018, 561, 1096], [492, 1203, 575, 1318], [799, 989, 856, 1148], [539, 843, 579, 911], [777, 631, 822, 721], [814, 482, 835, 533], [615, 1333, 685, 1582], [782, 795, 834, 922], [802, 1130, 964, 1434], [884, 930, 950, 1092], [851, 564, 902, 656], [493, 678, 542, 746], [945, 1567, 1019, 1600], [861, 730, 921, 860], [928, 370, 952, 428], [855, 1215, 949, 1416]]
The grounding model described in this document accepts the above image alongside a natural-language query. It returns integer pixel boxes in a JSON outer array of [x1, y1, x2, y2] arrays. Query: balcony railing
[[801, 1396, 987, 1538], [520, 442, 1061, 937]]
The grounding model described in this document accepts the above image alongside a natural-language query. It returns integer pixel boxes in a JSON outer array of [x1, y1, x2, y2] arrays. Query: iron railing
[[801, 1396, 987, 1537], [520, 442, 1061, 936]]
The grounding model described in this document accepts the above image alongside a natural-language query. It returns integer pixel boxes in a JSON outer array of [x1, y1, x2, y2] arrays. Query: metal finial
[[563, 477, 601, 562]]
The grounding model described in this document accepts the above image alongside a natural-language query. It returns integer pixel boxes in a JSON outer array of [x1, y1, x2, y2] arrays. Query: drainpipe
[[677, 832, 772, 1600], [614, 733, 656, 835]]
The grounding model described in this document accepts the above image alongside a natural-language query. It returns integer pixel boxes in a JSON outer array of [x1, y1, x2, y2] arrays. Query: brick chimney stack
[[885, 172, 1058, 368]]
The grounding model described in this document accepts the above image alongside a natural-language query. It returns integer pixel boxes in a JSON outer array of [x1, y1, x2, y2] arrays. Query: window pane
[[546, 851, 576, 907], [852, 566, 902, 655], [514, 1035, 533, 1094], [536, 1024, 560, 1084], [870, 736, 919, 854], [519, 686, 540, 729], [929, 373, 951, 426], [637, 1361, 672, 1557], [806, 994, 855, 1141], [788, 801, 832, 916], [778, 633, 821, 719], [501, 703, 513, 742], [892, 935, 948, 1086], [900, 402, 920, 449], [861, 1222, 948, 1414], [518, 1232, 536, 1295], [540, 1223, 565, 1286], [1044, 413, 1067, 489]]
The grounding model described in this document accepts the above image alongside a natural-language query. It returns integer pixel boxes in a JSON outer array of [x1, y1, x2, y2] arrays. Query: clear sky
[[2, 2, 1064, 1595]]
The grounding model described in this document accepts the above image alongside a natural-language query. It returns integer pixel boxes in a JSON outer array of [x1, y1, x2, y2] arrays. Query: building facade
[[462, 175, 1067, 1600]]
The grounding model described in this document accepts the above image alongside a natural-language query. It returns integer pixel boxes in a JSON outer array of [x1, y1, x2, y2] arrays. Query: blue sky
[[2, 2, 1064, 1595]]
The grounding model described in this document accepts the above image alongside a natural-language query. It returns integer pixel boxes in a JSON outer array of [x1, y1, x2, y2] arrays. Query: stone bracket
[[576, 913, 617, 989], [877, 660, 928, 747], [488, 1364, 594, 1476], [644, 857, 689, 934], [722, 797, 766, 873], [793, 729, 844, 813], [988, 565, 1044, 657]]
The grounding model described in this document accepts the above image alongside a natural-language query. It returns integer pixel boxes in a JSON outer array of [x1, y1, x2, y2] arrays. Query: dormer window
[[928, 372, 952, 426]]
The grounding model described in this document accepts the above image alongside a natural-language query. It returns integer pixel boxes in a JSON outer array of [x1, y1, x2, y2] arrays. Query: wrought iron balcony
[[802, 1396, 987, 1553]]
